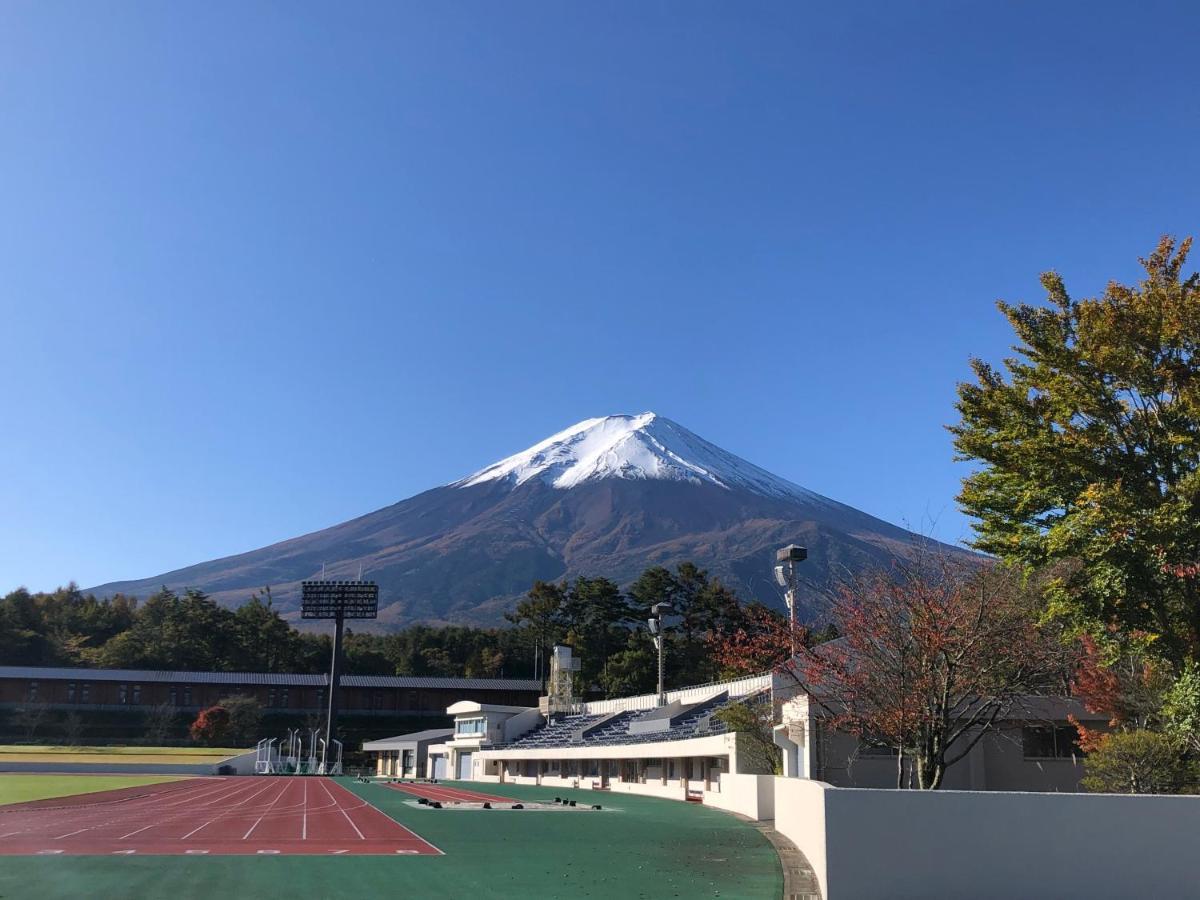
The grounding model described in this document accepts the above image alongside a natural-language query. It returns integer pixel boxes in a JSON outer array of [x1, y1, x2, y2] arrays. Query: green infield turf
[[0, 774, 186, 807], [0, 779, 784, 900]]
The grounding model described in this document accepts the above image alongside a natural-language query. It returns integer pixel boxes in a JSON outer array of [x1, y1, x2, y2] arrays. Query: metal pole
[[787, 564, 797, 657], [657, 609, 666, 705], [326, 610, 345, 751]]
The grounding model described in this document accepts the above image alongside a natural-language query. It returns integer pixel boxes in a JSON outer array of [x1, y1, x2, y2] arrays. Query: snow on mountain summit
[[455, 413, 822, 501]]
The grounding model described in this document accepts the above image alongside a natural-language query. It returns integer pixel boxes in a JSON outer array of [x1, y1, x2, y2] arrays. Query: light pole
[[774, 545, 808, 655], [648, 602, 673, 706]]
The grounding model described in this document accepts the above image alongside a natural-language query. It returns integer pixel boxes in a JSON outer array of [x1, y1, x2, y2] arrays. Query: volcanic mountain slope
[[88, 413, 971, 626]]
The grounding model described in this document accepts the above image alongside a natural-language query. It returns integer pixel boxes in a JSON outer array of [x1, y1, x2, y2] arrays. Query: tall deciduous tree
[[950, 236, 1200, 659], [713, 554, 1066, 789]]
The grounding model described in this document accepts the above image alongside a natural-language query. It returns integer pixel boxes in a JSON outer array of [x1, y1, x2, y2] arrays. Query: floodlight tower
[[301, 579, 379, 755], [774, 545, 808, 655], [648, 602, 674, 706]]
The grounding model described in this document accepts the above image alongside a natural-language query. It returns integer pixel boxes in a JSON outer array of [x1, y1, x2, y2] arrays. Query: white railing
[[580, 673, 772, 715]]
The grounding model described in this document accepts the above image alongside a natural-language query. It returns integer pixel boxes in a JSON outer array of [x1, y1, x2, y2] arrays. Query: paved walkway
[[748, 818, 821, 900]]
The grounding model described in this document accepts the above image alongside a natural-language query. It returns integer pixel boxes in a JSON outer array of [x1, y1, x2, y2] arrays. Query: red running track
[[0, 776, 441, 856], [384, 782, 513, 804]]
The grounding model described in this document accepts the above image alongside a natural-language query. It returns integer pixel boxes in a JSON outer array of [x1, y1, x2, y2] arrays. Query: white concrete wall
[[501, 706, 544, 742], [774, 778, 829, 899], [702, 773, 775, 820], [772, 781, 1200, 900]]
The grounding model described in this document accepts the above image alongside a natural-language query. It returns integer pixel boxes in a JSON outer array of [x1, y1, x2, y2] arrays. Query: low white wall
[[772, 780, 1200, 900], [214, 750, 259, 775], [773, 778, 829, 899], [703, 773, 775, 820]]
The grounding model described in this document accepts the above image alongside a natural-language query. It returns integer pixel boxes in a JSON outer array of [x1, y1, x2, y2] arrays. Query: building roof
[[362, 728, 455, 750], [0, 666, 541, 692], [446, 700, 534, 715]]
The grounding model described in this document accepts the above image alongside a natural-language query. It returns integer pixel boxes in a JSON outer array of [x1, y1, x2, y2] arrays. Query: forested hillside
[[2, 563, 803, 697]]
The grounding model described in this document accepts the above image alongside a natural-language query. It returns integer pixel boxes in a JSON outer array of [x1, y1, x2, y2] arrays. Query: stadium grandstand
[[365, 645, 1109, 797]]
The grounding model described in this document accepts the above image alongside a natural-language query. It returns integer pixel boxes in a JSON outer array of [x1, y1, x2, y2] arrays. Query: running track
[[0, 777, 441, 856], [384, 781, 513, 804]]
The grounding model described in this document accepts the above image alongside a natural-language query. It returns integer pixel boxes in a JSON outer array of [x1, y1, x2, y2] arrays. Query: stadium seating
[[499, 691, 759, 750]]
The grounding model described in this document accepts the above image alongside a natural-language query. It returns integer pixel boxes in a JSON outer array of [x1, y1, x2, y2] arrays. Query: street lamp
[[648, 601, 674, 706], [774, 545, 808, 655]]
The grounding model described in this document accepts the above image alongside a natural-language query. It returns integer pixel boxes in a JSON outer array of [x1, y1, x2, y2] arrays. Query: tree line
[[1, 563, 789, 698]]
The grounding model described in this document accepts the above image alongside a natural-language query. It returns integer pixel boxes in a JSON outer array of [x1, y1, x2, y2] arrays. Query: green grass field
[[0, 778, 783, 900], [0, 745, 245, 766], [0, 774, 186, 807]]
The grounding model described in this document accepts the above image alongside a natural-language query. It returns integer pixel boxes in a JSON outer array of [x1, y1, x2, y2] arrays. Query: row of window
[[28, 680, 185, 705]]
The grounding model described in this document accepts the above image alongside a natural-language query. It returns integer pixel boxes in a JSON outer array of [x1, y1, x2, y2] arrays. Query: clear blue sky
[[2, 2, 1198, 594]]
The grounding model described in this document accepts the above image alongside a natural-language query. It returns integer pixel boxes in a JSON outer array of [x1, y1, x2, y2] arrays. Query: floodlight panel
[[774, 565, 788, 587], [300, 580, 379, 619], [776, 544, 808, 563]]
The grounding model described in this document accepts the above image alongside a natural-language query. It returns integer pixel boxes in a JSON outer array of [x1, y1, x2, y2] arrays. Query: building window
[[119, 684, 129, 705], [317, 688, 326, 709], [67, 682, 76, 703], [27, 681, 38, 702], [132, 685, 141, 704], [268, 689, 276, 707], [80, 683, 90, 703], [455, 717, 486, 736], [402, 749, 414, 772], [169, 687, 177, 705], [280, 688, 288, 708], [1023, 725, 1083, 759], [183, 686, 192, 706], [373, 691, 384, 710]]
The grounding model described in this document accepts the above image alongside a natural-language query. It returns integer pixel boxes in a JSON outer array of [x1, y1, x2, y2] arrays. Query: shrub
[[1080, 730, 1187, 794]]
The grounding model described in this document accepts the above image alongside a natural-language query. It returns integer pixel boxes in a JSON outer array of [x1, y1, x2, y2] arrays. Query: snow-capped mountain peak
[[455, 413, 821, 501]]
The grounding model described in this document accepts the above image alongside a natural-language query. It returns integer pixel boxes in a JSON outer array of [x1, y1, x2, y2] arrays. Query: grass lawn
[[0, 774, 186, 807], [0, 745, 245, 765], [0, 778, 783, 900]]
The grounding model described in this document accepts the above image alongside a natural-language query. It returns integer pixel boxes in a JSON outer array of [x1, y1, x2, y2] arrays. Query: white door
[[432, 755, 447, 779], [457, 752, 473, 780]]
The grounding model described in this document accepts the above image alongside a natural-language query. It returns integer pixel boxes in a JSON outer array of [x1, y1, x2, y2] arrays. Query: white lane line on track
[[317, 780, 365, 840], [52, 828, 90, 840], [302, 779, 308, 840], [82, 780, 265, 842], [5, 780, 233, 836], [242, 781, 292, 840], [118, 824, 156, 840], [179, 780, 279, 840]]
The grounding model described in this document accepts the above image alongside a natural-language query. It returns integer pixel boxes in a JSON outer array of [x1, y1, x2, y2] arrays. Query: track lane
[[0, 777, 440, 856]]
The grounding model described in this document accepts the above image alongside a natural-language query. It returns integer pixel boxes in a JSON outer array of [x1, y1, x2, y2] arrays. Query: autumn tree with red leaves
[[713, 552, 1068, 789], [189, 705, 231, 745]]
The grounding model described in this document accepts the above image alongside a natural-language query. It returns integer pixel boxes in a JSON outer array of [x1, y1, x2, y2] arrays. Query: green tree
[[1161, 661, 1200, 754], [217, 695, 264, 747], [951, 236, 1200, 659], [1080, 730, 1187, 794], [716, 696, 781, 774], [505, 580, 568, 680]]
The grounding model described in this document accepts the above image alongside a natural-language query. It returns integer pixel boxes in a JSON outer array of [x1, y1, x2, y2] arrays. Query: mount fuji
[[88, 414, 969, 626]]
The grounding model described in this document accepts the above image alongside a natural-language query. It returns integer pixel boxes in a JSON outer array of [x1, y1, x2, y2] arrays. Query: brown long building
[[0, 666, 541, 722], [0, 667, 540, 744]]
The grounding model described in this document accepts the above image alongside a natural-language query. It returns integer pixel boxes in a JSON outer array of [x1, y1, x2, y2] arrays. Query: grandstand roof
[[0, 666, 542, 692], [362, 728, 454, 750]]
